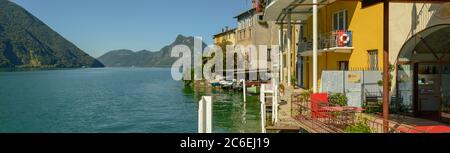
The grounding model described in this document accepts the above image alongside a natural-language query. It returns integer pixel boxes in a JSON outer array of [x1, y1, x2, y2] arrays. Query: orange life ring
[[339, 34, 350, 45]]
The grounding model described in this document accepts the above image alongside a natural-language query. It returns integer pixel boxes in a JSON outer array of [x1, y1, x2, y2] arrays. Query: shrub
[[345, 118, 372, 133], [328, 93, 348, 106]]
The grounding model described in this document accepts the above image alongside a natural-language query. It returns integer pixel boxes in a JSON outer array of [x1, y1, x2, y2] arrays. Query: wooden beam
[[362, 0, 384, 8], [388, 0, 449, 2], [382, 0, 390, 133], [362, 0, 447, 8], [289, 3, 329, 7]]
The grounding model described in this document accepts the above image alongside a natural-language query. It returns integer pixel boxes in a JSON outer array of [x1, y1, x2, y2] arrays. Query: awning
[[397, 24, 450, 62], [263, 0, 337, 22]]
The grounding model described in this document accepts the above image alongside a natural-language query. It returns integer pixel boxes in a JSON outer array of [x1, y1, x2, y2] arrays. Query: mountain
[[0, 0, 104, 68], [98, 35, 206, 67]]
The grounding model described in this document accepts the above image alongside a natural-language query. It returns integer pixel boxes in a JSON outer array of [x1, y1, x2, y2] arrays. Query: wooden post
[[261, 95, 266, 133], [279, 27, 283, 83], [198, 96, 213, 133], [243, 79, 246, 102], [287, 11, 292, 86], [273, 81, 278, 124], [260, 84, 267, 133], [383, 0, 390, 133], [313, 0, 318, 93]]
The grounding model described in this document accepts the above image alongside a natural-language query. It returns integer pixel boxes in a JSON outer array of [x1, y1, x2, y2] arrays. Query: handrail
[[299, 30, 353, 53]]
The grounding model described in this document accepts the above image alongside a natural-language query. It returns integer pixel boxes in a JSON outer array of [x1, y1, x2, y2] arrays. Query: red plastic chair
[[311, 93, 329, 119]]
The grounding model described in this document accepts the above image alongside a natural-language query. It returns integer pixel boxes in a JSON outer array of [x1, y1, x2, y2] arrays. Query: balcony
[[299, 30, 354, 56]]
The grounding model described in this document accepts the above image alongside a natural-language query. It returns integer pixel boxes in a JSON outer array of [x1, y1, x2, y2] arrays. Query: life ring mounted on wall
[[337, 30, 352, 47], [339, 33, 350, 45]]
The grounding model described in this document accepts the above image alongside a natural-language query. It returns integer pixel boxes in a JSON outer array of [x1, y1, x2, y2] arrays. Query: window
[[368, 50, 378, 70], [238, 21, 243, 30], [239, 30, 243, 40], [333, 10, 347, 30], [238, 31, 241, 40], [338, 61, 349, 71]]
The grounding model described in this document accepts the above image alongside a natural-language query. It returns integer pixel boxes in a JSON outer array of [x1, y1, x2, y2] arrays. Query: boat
[[219, 80, 235, 88], [210, 75, 224, 87], [211, 81, 221, 87], [244, 81, 265, 87]]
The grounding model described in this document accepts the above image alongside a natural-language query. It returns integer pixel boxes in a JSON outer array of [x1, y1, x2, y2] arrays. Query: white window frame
[[332, 10, 347, 31]]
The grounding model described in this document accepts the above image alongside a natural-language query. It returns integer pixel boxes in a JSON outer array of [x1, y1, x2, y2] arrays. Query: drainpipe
[[313, 0, 318, 93]]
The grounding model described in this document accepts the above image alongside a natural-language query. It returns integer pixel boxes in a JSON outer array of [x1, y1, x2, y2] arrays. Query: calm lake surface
[[0, 68, 261, 133]]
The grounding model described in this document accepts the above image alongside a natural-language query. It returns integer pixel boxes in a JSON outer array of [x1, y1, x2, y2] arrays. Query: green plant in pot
[[378, 63, 394, 88], [291, 75, 298, 87]]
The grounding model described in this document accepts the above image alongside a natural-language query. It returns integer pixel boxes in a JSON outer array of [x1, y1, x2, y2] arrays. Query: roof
[[234, 8, 257, 19], [213, 28, 237, 38]]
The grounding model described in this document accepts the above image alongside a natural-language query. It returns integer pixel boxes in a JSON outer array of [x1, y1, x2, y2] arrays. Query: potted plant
[[291, 75, 298, 88], [378, 63, 394, 89]]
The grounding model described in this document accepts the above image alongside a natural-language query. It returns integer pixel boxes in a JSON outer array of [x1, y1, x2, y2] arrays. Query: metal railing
[[322, 66, 382, 71], [294, 100, 355, 133], [299, 30, 353, 53], [292, 94, 427, 133]]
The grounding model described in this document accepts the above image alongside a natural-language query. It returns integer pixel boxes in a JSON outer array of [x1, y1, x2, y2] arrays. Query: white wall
[[389, 2, 450, 94], [390, 2, 450, 63]]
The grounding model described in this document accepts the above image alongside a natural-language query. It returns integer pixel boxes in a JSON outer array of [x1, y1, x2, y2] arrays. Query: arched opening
[[396, 24, 450, 123]]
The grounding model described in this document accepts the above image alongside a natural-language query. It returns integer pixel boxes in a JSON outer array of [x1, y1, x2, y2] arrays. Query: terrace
[[277, 92, 450, 133]]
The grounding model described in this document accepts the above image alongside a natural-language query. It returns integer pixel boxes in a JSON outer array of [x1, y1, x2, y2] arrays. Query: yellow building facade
[[300, 1, 384, 90], [213, 28, 236, 48]]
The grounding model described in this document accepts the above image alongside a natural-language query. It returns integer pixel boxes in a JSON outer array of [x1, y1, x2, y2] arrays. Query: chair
[[364, 91, 382, 114], [311, 93, 329, 119], [390, 96, 407, 119]]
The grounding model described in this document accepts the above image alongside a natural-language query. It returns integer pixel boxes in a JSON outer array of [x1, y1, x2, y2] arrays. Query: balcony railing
[[299, 30, 353, 53]]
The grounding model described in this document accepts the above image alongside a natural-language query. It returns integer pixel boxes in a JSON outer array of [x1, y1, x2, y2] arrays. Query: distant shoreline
[[0, 67, 172, 72], [104, 66, 173, 68], [0, 67, 88, 72]]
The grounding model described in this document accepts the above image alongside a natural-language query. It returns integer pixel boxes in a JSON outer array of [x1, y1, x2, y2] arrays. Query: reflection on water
[[183, 86, 261, 133], [0, 68, 260, 133]]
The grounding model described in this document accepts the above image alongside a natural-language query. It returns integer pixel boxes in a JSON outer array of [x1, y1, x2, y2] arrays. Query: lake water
[[0, 68, 261, 133]]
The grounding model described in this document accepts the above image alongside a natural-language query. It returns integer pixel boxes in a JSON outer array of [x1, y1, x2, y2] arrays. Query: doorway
[[417, 63, 442, 120], [397, 62, 449, 121]]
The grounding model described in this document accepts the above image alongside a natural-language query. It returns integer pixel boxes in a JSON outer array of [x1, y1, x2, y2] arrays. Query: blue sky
[[12, 0, 253, 57]]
